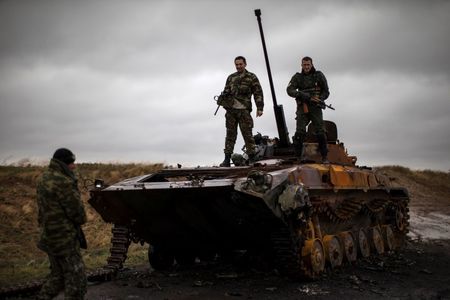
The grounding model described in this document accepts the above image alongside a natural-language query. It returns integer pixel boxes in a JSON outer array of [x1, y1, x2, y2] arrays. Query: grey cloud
[[0, 0, 449, 171]]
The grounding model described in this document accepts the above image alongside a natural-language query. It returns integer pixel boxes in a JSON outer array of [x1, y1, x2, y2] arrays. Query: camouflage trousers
[[224, 109, 255, 155], [37, 249, 87, 300], [295, 103, 325, 137], [294, 103, 328, 158]]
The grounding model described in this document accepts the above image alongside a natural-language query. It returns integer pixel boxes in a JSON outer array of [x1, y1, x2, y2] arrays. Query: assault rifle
[[213, 91, 233, 115], [213, 95, 221, 115], [298, 88, 335, 111], [311, 98, 335, 110]]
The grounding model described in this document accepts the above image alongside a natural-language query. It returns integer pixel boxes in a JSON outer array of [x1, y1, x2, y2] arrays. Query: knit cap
[[53, 148, 76, 165]]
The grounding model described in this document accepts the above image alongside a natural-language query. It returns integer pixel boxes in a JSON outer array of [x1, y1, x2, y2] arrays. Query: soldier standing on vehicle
[[219, 56, 264, 167], [36, 148, 87, 300], [287, 56, 330, 162]]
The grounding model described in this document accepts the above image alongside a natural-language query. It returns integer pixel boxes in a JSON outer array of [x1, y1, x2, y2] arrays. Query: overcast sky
[[1, 0, 449, 171]]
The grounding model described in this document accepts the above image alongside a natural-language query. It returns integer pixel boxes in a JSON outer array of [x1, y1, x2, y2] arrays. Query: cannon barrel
[[254, 9, 290, 147]]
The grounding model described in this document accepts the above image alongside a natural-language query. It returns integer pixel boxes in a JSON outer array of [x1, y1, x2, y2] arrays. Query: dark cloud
[[0, 0, 449, 171]]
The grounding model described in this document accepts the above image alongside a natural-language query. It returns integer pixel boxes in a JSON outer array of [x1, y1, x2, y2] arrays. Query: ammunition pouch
[[217, 91, 234, 109]]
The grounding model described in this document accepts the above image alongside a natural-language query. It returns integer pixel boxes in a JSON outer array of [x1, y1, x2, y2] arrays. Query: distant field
[[0, 163, 448, 286]]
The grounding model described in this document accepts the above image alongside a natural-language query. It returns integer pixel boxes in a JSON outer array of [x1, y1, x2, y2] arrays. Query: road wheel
[[395, 205, 408, 232], [369, 226, 385, 255], [322, 235, 343, 268], [357, 228, 370, 258], [301, 239, 325, 278], [338, 231, 357, 263], [382, 225, 395, 250]]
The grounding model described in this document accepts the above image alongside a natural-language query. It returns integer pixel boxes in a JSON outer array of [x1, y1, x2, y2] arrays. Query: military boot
[[220, 154, 231, 167], [317, 134, 329, 163], [293, 133, 304, 159], [247, 153, 257, 165]]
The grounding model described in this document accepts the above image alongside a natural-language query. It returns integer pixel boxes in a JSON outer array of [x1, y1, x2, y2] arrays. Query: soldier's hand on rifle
[[256, 110, 263, 117], [310, 95, 320, 103], [295, 96, 309, 104], [311, 96, 327, 109], [310, 96, 321, 108], [296, 91, 310, 101]]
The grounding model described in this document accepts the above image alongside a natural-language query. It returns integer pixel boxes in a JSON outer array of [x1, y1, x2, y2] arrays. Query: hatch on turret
[[269, 120, 356, 166]]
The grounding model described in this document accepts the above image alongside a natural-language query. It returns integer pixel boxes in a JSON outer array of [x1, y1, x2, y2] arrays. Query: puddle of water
[[408, 211, 450, 240]]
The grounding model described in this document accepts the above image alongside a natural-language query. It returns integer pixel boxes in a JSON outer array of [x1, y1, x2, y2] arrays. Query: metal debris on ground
[[349, 275, 361, 285], [193, 280, 213, 287], [216, 272, 239, 279], [297, 284, 330, 295]]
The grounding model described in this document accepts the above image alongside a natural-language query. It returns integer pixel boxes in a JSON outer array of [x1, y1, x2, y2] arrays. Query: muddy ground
[[82, 239, 450, 300], [9, 229, 450, 300]]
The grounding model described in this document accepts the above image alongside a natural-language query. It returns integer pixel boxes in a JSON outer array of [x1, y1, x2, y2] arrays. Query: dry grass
[[375, 165, 450, 214], [0, 163, 449, 287], [0, 163, 162, 286]]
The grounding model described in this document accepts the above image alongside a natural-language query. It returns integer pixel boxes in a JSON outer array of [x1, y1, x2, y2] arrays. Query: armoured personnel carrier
[[89, 119, 409, 278], [88, 9, 409, 279]]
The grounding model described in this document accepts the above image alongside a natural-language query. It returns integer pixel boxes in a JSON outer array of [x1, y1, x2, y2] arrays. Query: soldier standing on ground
[[219, 56, 264, 167], [286, 56, 330, 162], [36, 148, 87, 300]]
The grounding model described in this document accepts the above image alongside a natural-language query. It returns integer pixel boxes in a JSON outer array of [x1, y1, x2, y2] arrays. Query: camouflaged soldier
[[287, 56, 330, 162], [220, 56, 264, 167], [36, 148, 87, 300]]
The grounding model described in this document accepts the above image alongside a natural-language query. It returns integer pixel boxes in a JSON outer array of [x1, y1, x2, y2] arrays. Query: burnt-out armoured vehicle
[[88, 9, 409, 279], [88, 120, 409, 278]]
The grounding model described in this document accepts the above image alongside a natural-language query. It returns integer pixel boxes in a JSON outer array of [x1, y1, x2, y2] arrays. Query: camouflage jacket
[[224, 70, 264, 112], [37, 158, 86, 255], [286, 68, 329, 102]]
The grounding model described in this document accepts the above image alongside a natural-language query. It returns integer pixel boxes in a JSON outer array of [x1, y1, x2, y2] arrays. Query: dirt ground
[[9, 218, 450, 300], [10, 239, 447, 300], [82, 240, 450, 300]]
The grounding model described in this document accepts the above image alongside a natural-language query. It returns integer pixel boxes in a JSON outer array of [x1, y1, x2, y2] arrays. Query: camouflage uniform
[[36, 158, 87, 300], [286, 67, 329, 158], [223, 70, 264, 156]]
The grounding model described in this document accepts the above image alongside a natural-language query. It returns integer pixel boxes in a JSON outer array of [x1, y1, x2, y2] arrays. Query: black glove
[[296, 91, 311, 103]]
